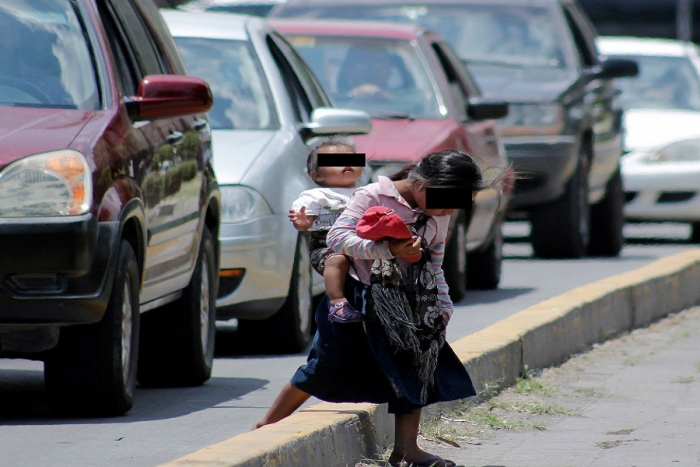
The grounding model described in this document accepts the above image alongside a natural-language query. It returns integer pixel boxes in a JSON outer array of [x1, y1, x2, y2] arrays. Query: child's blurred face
[[311, 145, 363, 188]]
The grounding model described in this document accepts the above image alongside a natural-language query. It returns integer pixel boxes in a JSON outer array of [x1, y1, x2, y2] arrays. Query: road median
[[160, 248, 700, 467]]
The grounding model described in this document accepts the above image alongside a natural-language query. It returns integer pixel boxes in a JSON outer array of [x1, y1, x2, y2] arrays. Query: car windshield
[[286, 35, 446, 119], [609, 55, 700, 111], [275, 3, 566, 68], [174, 37, 279, 130], [0, 1, 99, 110]]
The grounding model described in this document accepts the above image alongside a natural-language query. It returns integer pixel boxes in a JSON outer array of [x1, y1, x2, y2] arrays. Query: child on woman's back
[[289, 141, 364, 323]]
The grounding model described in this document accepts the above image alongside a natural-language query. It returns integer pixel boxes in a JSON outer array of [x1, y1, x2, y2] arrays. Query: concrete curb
[[160, 249, 700, 467]]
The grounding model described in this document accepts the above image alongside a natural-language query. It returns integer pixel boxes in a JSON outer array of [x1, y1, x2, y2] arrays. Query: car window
[[286, 34, 445, 119], [274, 3, 568, 68], [607, 54, 700, 111], [561, 3, 597, 68], [107, 0, 170, 75], [98, 0, 140, 96], [175, 37, 279, 130], [267, 34, 313, 122], [0, 2, 100, 110]]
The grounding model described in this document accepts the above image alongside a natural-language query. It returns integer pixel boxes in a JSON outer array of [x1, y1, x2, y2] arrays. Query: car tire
[[531, 154, 590, 259], [138, 227, 217, 387], [588, 167, 625, 256], [466, 221, 503, 290], [442, 216, 467, 302], [45, 240, 140, 417], [690, 222, 700, 243], [238, 235, 314, 354]]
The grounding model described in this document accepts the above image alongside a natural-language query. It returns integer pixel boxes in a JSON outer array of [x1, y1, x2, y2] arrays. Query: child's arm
[[428, 240, 455, 325], [288, 206, 317, 231]]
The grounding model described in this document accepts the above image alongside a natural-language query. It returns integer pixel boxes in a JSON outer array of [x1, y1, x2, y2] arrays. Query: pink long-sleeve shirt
[[326, 176, 454, 317]]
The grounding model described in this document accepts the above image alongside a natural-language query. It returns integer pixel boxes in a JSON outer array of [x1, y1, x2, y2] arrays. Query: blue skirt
[[290, 276, 476, 414]]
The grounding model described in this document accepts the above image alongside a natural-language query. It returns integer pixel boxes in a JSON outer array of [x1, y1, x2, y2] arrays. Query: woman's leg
[[253, 382, 311, 430], [389, 409, 456, 466]]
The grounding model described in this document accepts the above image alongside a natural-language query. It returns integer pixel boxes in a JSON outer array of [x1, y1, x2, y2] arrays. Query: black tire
[[466, 221, 503, 290], [530, 155, 590, 259], [588, 167, 625, 256], [690, 222, 700, 244], [442, 217, 467, 302], [238, 235, 314, 354], [45, 240, 140, 417], [138, 227, 217, 387]]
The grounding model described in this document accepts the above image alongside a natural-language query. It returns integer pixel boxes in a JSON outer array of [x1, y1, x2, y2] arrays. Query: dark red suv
[[0, 0, 220, 416]]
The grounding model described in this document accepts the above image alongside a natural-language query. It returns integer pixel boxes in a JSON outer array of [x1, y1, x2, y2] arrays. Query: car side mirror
[[126, 74, 214, 121], [467, 98, 509, 121], [301, 107, 372, 138], [591, 58, 640, 80]]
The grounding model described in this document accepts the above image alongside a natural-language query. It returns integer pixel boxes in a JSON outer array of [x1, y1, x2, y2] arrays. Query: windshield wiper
[[372, 112, 415, 121]]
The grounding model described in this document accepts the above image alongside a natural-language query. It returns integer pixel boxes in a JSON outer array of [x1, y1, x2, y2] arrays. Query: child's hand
[[388, 236, 423, 258], [288, 206, 314, 231]]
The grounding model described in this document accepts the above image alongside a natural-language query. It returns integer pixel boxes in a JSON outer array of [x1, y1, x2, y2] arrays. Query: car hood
[[210, 130, 276, 184], [467, 64, 577, 102], [624, 108, 700, 151], [0, 108, 93, 168], [353, 119, 455, 163]]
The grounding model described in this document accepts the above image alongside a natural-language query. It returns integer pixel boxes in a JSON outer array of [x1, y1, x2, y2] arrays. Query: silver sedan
[[161, 10, 371, 353]]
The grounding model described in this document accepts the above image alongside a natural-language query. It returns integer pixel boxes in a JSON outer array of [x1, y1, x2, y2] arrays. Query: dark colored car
[[0, 0, 220, 416], [271, 19, 511, 299], [271, 0, 640, 259]]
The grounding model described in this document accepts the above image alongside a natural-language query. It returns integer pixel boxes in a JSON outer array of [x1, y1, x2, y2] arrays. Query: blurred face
[[412, 185, 478, 217], [310, 145, 363, 188]]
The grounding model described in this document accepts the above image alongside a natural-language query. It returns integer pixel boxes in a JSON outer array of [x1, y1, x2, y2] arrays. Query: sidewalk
[[417, 306, 700, 467]]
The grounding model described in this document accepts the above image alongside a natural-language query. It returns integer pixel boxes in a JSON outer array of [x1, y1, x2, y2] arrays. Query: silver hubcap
[[199, 257, 211, 350], [121, 281, 133, 383]]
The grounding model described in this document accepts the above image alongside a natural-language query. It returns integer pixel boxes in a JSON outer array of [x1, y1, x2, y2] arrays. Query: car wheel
[[238, 235, 314, 354], [531, 154, 590, 259], [442, 216, 467, 302], [588, 167, 625, 256], [138, 227, 217, 387], [45, 240, 140, 417], [690, 222, 700, 244], [466, 221, 503, 290]]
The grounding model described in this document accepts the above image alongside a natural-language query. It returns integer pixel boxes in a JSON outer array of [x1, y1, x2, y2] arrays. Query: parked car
[[178, 0, 284, 16], [271, 18, 511, 299], [271, 0, 640, 259], [161, 10, 372, 352], [0, 0, 220, 416], [598, 36, 700, 243]]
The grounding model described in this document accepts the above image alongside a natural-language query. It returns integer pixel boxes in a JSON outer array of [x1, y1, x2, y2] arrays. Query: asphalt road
[[0, 222, 696, 467]]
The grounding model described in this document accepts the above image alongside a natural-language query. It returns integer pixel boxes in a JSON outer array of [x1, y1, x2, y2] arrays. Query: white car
[[598, 36, 700, 243], [161, 10, 371, 352]]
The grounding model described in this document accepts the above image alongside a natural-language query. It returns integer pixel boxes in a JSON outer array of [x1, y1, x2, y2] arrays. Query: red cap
[[356, 206, 421, 262]]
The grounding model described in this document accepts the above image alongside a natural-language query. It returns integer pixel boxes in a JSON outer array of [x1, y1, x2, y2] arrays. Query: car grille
[[657, 192, 696, 203], [4, 274, 67, 295]]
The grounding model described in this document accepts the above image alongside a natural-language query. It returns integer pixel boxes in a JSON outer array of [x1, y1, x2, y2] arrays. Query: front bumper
[[0, 214, 118, 325], [503, 135, 579, 210], [216, 214, 294, 319], [623, 160, 700, 222]]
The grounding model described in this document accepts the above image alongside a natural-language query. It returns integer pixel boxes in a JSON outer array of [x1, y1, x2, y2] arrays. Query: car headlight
[[0, 150, 91, 217], [220, 185, 272, 223], [644, 138, 700, 163], [499, 104, 564, 136]]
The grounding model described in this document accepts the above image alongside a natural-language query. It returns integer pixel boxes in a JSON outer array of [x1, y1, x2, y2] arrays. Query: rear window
[[0, 1, 100, 110]]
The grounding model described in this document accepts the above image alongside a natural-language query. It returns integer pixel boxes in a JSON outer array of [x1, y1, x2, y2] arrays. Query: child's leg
[[253, 382, 311, 430], [323, 254, 351, 305]]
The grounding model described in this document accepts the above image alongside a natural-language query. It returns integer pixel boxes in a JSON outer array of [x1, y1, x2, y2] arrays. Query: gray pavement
[[420, 306, 700, 467]]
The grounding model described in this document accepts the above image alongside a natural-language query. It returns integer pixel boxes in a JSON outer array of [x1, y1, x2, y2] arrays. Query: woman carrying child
[[256, 149, 496, 467]]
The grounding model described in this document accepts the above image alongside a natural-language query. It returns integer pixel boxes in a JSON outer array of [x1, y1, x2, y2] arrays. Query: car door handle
[[167, 131, 183, 144]]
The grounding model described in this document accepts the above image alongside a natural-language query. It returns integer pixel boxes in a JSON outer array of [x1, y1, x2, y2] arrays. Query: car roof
[[160, 8, 270, 40], [269, 18, 426, 39], [597, 36, 696, 58]]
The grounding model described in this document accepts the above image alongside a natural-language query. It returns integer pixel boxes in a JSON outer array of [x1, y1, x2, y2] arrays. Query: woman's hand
[[388, 236, 422, 258]]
